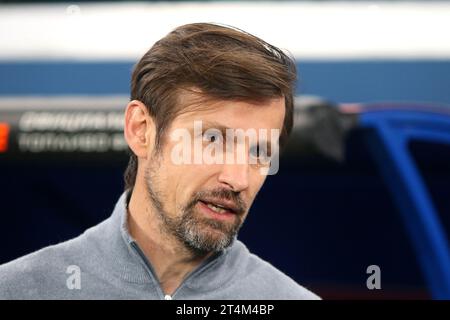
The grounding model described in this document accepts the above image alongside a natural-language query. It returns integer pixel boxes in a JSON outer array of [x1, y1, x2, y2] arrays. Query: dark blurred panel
[[0, 161, 126, 264], [409, 141, 450, 243]]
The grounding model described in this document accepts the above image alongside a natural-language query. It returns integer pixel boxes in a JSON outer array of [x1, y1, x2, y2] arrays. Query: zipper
[[130, 240, 223, 300], [130, 241, 166, 300], [170, 250, 223, 299]]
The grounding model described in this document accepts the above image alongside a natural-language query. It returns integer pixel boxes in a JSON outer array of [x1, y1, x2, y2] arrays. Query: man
[[0, 23, 319, 299]]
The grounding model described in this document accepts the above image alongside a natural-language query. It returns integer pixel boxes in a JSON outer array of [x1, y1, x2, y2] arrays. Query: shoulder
[[247, 253, 320, 299], [0, 241, 73, 299], [231, 241, 320, 300], [0, 222, 105, 299]]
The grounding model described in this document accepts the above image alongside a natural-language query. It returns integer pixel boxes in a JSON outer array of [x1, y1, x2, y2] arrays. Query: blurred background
[[0, 0, 450, 299]]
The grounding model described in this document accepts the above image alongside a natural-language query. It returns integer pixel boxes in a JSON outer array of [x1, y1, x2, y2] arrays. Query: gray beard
[[144, 165, 243, 256]]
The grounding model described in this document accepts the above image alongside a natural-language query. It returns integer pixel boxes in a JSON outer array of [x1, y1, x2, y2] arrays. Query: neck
[[127, 185, 211, 296]]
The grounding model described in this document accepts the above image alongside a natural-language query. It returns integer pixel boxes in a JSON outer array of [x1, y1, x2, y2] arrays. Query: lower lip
[[197, 201, 236, 221]]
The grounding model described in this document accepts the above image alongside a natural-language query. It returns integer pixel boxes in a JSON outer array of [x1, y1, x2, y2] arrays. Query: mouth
[[197, 199, 239, 221]]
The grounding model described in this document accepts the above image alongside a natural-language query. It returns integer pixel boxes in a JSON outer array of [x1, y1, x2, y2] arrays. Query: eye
[[204, 131, 222, 144], [250, 144, 272, 163], [249, 145, 260, 158]]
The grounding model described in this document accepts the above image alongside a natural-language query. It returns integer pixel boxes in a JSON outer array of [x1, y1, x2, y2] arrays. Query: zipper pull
[[164, 294, 172, 300]]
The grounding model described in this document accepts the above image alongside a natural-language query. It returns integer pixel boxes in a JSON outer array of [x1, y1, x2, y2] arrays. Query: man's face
[[143, 96, 285, 255]]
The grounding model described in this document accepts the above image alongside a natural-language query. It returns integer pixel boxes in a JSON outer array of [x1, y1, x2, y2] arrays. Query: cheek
[[163, 162, 218, 208]]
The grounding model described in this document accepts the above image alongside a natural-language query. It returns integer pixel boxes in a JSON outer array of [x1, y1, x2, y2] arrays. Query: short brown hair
[[124, 23, 297, 192]]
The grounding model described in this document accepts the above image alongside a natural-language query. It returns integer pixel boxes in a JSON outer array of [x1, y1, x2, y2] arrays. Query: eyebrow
[[201, 120, 231, 135], [189, 120, 272, 147], [200, 120, 228, 128]]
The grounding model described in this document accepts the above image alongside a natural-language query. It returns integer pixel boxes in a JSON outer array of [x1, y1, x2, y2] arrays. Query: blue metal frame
[[359, 109, 450, 299]]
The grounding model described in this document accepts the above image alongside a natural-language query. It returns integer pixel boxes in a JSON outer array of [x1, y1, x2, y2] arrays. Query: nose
[[217, 163, 250, 192]]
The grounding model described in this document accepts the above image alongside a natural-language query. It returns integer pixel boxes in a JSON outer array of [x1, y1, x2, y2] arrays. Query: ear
[[124, 100, 156, 159]]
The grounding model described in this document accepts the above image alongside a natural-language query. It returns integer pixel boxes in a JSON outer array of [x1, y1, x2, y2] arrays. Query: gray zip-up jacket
[[0, 193, 320, 300]]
